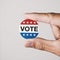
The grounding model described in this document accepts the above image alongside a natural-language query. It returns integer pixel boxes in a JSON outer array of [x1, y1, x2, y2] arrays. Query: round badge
[[19, 19, 39, 39]]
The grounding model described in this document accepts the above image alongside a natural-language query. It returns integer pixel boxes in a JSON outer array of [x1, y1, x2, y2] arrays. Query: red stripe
[[21, 19, 38, 25]]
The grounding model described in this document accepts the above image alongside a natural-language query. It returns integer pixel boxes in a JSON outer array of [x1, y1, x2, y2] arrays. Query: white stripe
[[19, 25, 39, 33]]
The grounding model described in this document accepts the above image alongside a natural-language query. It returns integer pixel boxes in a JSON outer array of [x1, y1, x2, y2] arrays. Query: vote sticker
[[19, 19, 39, 39]]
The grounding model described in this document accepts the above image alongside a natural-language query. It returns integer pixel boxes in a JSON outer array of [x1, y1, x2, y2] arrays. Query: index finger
[[25, 12, 60, 27], [25, 12, 51, 24]]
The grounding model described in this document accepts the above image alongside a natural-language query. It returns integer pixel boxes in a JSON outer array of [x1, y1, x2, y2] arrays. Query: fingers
[[25, 13, 51, 24], [51, 25, 60, 40], [25, 12, 60, 27]]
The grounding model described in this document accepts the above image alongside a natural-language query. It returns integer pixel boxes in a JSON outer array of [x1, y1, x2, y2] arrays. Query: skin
[[24, 12, 60, 56]]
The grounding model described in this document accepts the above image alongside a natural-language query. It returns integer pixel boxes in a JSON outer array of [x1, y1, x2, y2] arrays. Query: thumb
[[25, 38, 60, 56], [25, 37, 53, 50]]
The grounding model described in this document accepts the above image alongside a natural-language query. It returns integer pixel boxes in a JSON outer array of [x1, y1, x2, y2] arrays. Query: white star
[[30, 22, 32, 24], [27, 22, 29, 24], [33, 34, 36, 36], [23, 22, 25, 23], [30, 34, 32, 36], [23, 34, 25, 36], [26, 34, 29, 36], [34, 22, 36, 24]]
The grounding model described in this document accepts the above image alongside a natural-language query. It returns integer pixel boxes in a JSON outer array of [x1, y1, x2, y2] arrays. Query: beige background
[[0, 0, 60, 60]]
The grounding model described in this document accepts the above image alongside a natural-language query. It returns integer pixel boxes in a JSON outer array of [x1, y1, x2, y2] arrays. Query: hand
[[24, 12, 60, 56]]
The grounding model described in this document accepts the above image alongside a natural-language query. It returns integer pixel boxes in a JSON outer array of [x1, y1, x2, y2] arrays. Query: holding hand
[[25, 13, 60, 56]]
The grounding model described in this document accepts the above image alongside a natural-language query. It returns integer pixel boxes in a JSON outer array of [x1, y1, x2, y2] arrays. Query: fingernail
[[25, 41, 33, 47]]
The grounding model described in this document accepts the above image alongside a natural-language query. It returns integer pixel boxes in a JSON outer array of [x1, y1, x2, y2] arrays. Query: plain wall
[[0, 0, 60, 60]]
